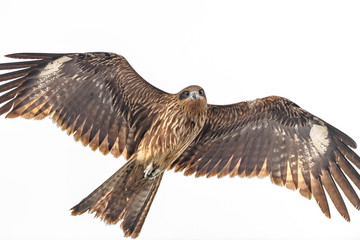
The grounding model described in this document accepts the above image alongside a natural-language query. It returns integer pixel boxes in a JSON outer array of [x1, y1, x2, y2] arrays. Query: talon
[[144, 163, 162, 178], [144, 163, 154, 177], [150, 168, 161, 178]]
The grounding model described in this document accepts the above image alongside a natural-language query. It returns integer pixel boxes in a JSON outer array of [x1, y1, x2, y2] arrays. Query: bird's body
[[136, 87, 207, 173], [0, 52, 360, 238]]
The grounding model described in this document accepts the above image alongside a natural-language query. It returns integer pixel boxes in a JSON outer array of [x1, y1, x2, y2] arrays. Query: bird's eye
[[179, 90, 190, 100], [199, 89, 204, 96]]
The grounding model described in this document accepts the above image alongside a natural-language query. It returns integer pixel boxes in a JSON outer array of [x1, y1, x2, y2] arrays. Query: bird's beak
[[191, 91, 200, 100]]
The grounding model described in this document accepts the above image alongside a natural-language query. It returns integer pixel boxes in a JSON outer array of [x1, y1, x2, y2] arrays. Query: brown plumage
[[0, 52, 359, 237]]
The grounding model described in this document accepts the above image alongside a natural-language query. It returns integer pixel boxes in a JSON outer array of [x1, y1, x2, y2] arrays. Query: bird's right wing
[[0, 52, 168, 159]]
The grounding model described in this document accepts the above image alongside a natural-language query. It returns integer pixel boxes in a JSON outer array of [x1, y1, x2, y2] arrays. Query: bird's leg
[[144, 162, 162, 178], [144, 162, 153, 177]]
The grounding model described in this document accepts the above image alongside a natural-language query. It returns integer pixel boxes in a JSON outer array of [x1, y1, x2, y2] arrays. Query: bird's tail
[[71, 158, 163, 238]]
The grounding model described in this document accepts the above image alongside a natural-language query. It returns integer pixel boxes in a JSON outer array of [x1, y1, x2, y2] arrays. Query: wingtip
[[5, 53, 26, 58], [323, 210, 331, 219], [5, 53, 62, 59], [345, 137, 357, 149], [328, 124, 357, 149], [343, 214, 351, 222]]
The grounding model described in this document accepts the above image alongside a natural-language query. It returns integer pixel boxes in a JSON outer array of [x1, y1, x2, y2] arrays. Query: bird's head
[[177, 85, 207, 115]]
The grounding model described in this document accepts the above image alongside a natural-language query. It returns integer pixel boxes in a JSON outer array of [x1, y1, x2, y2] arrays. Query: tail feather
[[71, 159, 163, 238], [122, 175, 163, 238]]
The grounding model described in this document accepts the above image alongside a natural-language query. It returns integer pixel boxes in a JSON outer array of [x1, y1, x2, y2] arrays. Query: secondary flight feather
[[0, 52, 359, 238]]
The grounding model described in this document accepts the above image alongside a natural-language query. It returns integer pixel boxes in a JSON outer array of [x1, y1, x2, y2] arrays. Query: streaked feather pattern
[[71, 158, 163, 238], [1, 52, 360, 238], [171, 97, 360, 220], [0, 52, 166, 159]]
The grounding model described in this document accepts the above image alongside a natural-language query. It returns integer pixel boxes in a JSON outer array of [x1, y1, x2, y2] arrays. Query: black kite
[[0, 52, 359, 238]]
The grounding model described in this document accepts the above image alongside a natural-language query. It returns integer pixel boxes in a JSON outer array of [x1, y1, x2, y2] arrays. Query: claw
[[144, 163, 154, 177], [144, 163, 162, 178]]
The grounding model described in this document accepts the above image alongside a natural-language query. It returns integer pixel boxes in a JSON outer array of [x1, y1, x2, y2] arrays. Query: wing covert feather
[[0, 52, 167, 159], [171, 96, 360, 220]]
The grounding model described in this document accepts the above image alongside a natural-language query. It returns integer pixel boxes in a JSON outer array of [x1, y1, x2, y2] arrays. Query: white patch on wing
[[310, 124, 330, 154], [39, 56, 72, 78]]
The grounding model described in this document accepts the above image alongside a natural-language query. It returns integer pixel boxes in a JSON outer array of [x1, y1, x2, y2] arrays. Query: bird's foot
[[144, 163, 162, 178]]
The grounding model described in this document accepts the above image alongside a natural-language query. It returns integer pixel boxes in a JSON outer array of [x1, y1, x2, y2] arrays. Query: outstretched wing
[[171, 96, 360, 220], [0, 52, 167, 159]]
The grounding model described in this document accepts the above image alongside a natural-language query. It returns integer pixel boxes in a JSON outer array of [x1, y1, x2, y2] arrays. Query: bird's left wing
[[170, 96, 360, 220], [0, 52, 167, 159]]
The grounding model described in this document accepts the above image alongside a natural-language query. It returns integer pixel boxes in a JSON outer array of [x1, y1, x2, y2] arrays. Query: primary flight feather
[[0, 52, 359, 238]]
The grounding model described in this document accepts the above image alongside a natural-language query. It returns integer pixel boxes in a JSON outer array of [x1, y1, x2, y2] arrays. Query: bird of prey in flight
[[0, 52, 359, 238]]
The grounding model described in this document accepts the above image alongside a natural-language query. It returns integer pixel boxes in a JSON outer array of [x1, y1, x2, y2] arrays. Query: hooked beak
[[190, 91, 200, 100]]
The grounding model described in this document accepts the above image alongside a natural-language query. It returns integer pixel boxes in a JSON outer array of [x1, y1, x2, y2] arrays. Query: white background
[[0, 1, 360, 240]]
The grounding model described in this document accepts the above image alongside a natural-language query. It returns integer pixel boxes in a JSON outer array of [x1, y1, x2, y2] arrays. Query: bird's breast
[[136, 108, 206, 167]]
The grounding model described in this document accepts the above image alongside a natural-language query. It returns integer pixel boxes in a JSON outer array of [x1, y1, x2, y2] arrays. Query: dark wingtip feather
[[311, 177, 331, 219], [5, 53, 63, 59], [0, 101, 13, 116], [0, 69, 30, 82], [328, 124, 357, 149], [335, 138, 360, 169], [321, 169, 350, 221], [0, 60, 41, 70], [335, 150, 360, 190], [329, 161, 360, 211]]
